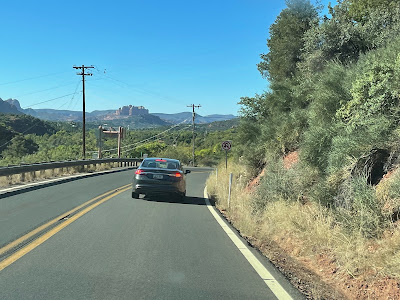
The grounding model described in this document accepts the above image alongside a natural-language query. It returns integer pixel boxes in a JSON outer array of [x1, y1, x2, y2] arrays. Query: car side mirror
[[184, 170, 191, 174]]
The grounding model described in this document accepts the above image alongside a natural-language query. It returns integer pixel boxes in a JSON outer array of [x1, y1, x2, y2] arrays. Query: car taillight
[[174, 172, 182, 178], [135, 169, 144, 175]]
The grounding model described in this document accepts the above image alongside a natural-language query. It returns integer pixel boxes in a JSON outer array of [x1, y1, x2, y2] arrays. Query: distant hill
[[0, 98, 23, 115], [0, 98, 237, 127], [0, 114, 56, 136], [152, 112, 237, 124], [26, 109, 82, 121], [89, 110, 116, 117], [0, 113, 57, 155], [94, 114, 170, 128], [197, 118, 239, 131]]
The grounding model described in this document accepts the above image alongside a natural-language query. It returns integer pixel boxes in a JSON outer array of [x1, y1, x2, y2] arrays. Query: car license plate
[[153, 174, 163, 179]]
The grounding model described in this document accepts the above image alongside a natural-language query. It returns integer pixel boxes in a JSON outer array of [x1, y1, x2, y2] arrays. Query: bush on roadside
[[335, 176, 387, 238]]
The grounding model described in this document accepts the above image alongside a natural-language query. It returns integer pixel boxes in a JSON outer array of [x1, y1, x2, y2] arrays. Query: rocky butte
[[103, 105, 149, 120], [116, 105, 148, 116]]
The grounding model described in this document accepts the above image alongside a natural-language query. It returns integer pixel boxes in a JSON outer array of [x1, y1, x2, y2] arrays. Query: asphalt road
[[0, 168, 302, 300]]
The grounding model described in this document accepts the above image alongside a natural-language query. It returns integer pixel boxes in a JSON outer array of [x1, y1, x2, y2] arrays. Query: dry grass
[[206, 160, 400, 299], [0, 163, 119, 188]]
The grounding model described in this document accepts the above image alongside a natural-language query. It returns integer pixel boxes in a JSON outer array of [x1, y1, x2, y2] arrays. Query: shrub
[[252, 158, 317, 213], [335, 177, 387, 238]]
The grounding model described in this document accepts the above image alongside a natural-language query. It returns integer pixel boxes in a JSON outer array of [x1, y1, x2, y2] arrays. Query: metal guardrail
[[0, 158, 142, 177]]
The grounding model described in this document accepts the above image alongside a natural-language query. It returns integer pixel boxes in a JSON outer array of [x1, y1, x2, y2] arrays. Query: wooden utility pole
[[118, 126, 123, 158], [98, 126, 103, 159], [187, 104, 201, 166], [73, 65, 94, 158]]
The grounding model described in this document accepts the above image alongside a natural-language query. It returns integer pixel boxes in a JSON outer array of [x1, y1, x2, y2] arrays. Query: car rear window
[[142, 160, 178, 169]]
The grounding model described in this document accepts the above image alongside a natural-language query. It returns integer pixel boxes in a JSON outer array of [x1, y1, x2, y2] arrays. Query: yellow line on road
[[0, 185, 131, 272], [0, 183, 131, 256]]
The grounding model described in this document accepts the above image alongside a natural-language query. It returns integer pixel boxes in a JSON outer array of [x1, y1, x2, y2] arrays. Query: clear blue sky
[[0, 0, 332, 116]]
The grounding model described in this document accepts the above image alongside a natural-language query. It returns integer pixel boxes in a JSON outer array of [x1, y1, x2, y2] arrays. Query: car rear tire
[[179, 192, 186, 202], [132, 192, 139, 199]]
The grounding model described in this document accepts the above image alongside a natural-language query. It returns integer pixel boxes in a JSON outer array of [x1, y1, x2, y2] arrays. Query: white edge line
[[204, 187, 294, 300], [0, 167, 133, 195]]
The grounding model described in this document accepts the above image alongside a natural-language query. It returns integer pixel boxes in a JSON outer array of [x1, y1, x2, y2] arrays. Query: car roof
[[143, 157, 180, 163]]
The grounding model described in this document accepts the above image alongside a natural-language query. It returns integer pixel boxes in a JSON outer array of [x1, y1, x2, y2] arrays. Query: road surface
[[0, 168, 303, 299]]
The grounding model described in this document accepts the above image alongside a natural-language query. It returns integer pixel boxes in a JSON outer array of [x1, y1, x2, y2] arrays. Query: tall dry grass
[[206, 160, 400, 287]]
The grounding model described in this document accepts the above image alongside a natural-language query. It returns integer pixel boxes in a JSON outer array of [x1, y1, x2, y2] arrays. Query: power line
[[111, 124, 192, 157], [0, 71, 69, 86], [0, 86, 83, 150], [0, 123, 39, 150], [25, 93, 78, 109], [119, 125, 192, 155], [92, 66, 186, 106], [120, 120, 190, 150], [65, 81, 82, 110], [14, 81, 78, 98], [92, 120, 190, 155]]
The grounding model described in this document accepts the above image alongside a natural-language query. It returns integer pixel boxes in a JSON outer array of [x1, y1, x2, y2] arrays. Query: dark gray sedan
[[132, 158, 191, 200]]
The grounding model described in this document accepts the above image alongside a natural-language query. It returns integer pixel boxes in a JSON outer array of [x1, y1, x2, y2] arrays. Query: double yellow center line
[[0, 183, 132, 272]]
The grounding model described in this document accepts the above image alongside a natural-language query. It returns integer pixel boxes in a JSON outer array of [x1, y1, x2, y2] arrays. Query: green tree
[[2, 135, 39, 159], [345, 0, 400, 22], [258, 0, 318, 81]]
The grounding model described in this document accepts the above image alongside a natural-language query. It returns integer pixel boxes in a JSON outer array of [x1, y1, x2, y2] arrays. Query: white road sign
[[221, 140, 232, 151]]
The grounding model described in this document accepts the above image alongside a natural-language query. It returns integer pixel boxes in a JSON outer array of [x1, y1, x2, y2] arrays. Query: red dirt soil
[[245, 151, 299, 192], [283, 151, 299, 169], [245, 168, 265, 192]]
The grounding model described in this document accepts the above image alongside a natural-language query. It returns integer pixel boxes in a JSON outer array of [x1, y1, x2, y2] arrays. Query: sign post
[[228, 172, 233, 208], [221, 140, 232, 169], [101, 126, 124, 158], [96, 126, 104, 158]]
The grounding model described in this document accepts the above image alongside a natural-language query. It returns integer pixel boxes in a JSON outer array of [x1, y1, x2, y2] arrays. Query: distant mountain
[[152, 112, 237, 124], [26, 109, 82, 121], [199, 114, 237, 123], [197, 118, 239, 131], [20, 108, 119, 121], [93, 114, 170, 129], [151, 112, 192, 124], [5, 99, 23, 111], [0, 98, 236, 127], [1, 98, 23, 115], [90, 110, 116, 117]]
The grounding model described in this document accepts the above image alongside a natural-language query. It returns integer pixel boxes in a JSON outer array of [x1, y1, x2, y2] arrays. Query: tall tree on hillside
[[301, 0, 400, 75], [257, 0, 318, 81], [345, 0, 400, 22]]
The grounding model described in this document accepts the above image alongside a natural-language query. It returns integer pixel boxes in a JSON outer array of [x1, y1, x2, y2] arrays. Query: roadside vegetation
[[207, 0, 400, 299], [0, 114, 237, 167]]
